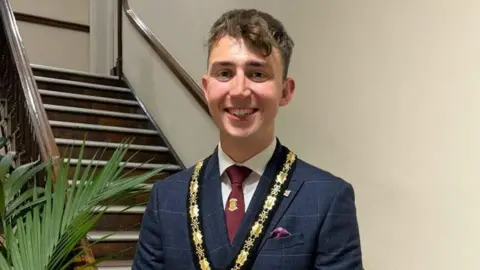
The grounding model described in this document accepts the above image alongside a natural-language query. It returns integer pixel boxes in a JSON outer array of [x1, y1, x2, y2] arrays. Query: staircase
[[32, 64, 184, 269]]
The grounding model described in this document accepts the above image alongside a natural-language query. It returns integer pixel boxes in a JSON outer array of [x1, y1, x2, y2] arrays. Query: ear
[[201, 75, 209, 100], [279, 77, 295, 107]]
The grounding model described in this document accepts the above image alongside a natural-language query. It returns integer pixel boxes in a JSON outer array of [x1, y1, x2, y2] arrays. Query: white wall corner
[[89, 0, 117, 75]]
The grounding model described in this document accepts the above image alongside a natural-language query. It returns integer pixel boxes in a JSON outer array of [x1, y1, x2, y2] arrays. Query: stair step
[[90, 242, 137, 260], [66, 158, 180, 182], [97, 260, 132, 270], [56, 138, 175, 164], [52, 127, 163, 146], [98, 265, 131, 270], [65, 158, 181, 170], [31, 64, 118, 80], [88, 231, 139, 242], [39, 90, 138, 106], [88, 231, 139, 260], [93, 206, 145, 231], [68, 180, 152, 207], [41, 92, 141, 114], [93, 205, 147, 214], [68, 180, 153, 191], [44, 104, 148, 119], [67, 164, 176, 183], [35, 76, 131, 93], [46, 107, 151, 129], [56, 138, 168, 152], [50, 120, 157, 135]]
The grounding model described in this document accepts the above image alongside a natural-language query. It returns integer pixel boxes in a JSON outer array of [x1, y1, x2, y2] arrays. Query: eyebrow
[[210, 60, 271, 70]]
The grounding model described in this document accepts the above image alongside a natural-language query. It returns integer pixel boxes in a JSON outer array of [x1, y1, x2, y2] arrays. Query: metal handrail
[[120, 0, 210, 115]]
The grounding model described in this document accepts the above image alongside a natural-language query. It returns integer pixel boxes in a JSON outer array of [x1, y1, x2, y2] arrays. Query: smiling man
[[133, 9, 363, 270]]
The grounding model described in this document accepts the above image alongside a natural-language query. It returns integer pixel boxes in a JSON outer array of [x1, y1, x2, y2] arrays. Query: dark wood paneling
[[14, 12, 90, 33], [37, 81, 135, 100]]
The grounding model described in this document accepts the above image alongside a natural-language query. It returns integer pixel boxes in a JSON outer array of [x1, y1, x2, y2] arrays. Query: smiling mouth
[[225, 108, 259, 118]]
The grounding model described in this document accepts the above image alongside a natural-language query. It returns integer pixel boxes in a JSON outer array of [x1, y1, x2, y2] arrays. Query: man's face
[[202, 35, 295, 142]]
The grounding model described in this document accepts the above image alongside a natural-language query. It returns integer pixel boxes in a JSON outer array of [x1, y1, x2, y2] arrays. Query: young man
[[133, 9, 363, 270]]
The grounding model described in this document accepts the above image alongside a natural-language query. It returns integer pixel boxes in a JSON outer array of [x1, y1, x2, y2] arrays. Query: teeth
[[230, 109, 254, 117]]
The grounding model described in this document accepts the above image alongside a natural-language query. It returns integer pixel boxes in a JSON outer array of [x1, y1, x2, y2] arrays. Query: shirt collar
[[218, 139, 277, 177]]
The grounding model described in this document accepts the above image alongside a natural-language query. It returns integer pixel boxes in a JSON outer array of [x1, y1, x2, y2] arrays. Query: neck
[[220, 133, 275, 163]]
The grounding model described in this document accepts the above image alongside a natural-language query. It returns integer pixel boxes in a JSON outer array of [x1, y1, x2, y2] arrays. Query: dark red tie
[[225, 165, 251, 242]]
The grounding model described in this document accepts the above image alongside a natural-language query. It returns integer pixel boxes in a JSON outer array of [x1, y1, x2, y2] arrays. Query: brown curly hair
[[207, 9, 294, 79]]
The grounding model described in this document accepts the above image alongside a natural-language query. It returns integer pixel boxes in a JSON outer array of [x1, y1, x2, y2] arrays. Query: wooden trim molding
[[13, 12, 90, 33]]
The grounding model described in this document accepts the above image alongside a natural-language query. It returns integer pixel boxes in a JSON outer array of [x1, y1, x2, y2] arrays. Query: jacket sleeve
[[315, 182, 363, 270], [132, 182, 165, 269]]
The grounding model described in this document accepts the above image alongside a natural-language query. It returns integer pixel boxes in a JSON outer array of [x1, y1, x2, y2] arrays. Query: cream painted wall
[[16, 22, 90, 71], [123, 0, 480, 269], [89, 0, 117, 74], [11, 0, 90, 71], [10, 0, 89, 25], [122, 17, 218, 166]]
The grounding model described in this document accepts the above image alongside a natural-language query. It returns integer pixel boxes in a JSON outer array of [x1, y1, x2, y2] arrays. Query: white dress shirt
[[218, 139, 277, 212]]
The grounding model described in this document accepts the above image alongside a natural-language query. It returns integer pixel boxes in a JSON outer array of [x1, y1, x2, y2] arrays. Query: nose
[[229, 71, 250, 97]]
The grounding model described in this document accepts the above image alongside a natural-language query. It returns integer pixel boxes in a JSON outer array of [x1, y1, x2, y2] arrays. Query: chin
[[224, 128, 255, 139], [222, 125, 257, 140]]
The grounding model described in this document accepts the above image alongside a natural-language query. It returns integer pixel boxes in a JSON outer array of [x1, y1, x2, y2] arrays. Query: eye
[[249, 71, 268, 82], [216, 70, 233, 81]]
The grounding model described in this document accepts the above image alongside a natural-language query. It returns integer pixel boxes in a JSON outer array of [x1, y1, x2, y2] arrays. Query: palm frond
[[0, 140, 164, 269]]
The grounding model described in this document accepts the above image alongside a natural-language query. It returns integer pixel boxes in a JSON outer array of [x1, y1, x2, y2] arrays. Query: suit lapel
[[199, 150, 233, 267], [258, 173, 305, 249]]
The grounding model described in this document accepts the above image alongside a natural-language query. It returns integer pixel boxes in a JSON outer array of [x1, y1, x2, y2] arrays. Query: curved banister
[[121, 0, 210, 115], [0, 0, 60, 162], [0, 0, 96, 267]]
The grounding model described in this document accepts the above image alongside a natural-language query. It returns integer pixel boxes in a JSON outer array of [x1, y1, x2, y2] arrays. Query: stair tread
[[92, 205, 147, 214], [49, 120, 158, 134], [98, 266, 131, 270], [31, 64, 118, 80], [35, 76, 131, 92], [69, 180, 153, 191], [55, 138, 168, 152], [88, 231, 139, 241], [97, 260, 133, 267], [40, 89, 139, 105], [65, 158, 181, 170], [44, 104, 148, 119]]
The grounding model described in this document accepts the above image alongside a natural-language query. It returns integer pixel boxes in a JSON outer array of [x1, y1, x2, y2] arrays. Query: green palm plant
[[0, 139, 163, 269]]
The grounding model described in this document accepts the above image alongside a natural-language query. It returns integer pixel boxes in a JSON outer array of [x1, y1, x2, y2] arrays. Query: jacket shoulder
[[150, 165, 195, 192], [294, 158, 352, 189]]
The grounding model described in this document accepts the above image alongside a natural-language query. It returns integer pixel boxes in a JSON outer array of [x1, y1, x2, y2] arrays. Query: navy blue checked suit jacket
[[132, 141, 363, 269]]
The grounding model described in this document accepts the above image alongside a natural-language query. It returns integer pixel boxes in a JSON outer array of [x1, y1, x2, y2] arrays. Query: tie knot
[[226, 165, 251, 186]]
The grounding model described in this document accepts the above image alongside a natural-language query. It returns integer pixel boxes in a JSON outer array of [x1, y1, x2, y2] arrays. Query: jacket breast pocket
[[261, 232, 304, 251], [255, 233, 310, 270]]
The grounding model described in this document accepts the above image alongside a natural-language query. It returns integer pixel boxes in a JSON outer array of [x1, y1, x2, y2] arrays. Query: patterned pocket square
[[269, 227, 291, 239]]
